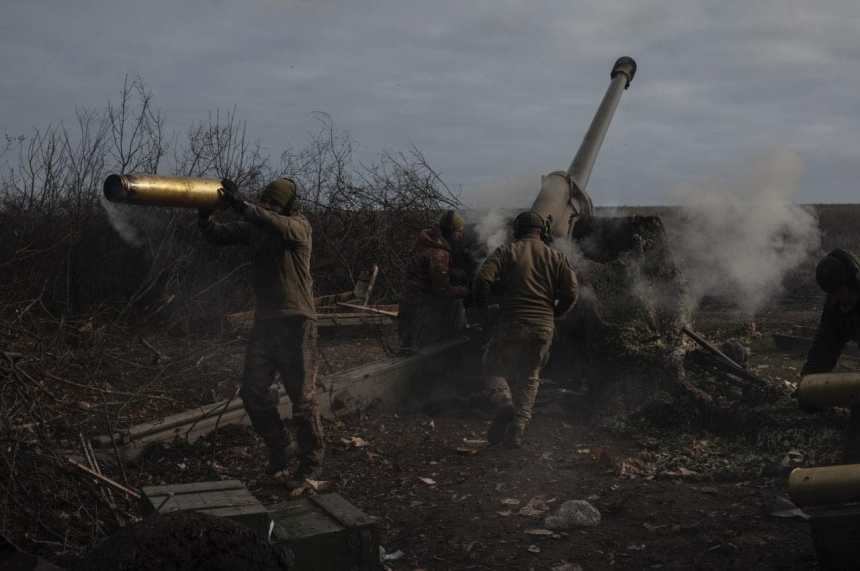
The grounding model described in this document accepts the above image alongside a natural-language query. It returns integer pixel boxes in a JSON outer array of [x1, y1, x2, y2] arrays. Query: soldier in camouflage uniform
[[472, 211, 578, 448], [398, 210, 470, 353], [198, 178, 324, 485], [801, 249, 860, 464]]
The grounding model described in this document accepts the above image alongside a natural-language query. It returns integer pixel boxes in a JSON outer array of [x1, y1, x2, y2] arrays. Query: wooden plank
[[310, 494, 375, 527], [362, 264, 380, 306], [314, 291, 357, 307], [336, 302, 398, 317]]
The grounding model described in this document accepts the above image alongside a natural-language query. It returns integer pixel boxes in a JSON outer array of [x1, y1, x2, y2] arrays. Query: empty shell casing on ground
[[794, 372, 860, 407], [788, 465, 860, 508], [103, 174, 233, 210]]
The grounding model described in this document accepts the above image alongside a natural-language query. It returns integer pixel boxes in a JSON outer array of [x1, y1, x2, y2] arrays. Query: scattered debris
[[770, 496, 809, 520], [781, 450, 804, 468], [527, 545, 541, 553], [501, 498, 521, 506], [524, 529, 554, 536], [518, 497, 550, 517], [307, 480, 332, 493], [545, 500, 601, 529], [418, 477, 436, 485], [551, 564, 583, 571], [383, 549, 405, 561], [341, 436, 371, 448], [455, 446, 479, 456]]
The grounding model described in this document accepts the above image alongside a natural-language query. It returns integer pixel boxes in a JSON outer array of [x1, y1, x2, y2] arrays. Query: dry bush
[[0, 81, 460, 333]]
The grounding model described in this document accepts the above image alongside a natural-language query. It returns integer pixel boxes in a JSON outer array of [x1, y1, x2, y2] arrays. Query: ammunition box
[[269, 493, 380, 570], [808, 503, 860, 570], [140, 480, 270, 538]]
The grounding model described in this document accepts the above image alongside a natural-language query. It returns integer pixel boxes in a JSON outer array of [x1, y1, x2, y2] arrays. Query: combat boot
[[487, 406, 515, 445], [286, 462, 322, 489], [264, 442, 298, 476], [503, 424, 524, 449]]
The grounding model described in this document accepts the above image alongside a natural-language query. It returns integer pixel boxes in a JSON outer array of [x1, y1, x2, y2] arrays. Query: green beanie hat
[[439, 210, 465, 232], [816, 254, 850, 293], [261, 179, 296, 210]]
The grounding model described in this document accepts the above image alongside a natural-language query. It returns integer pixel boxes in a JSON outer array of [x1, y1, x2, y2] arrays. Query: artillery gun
[[530, 56, 635, 242], [507, 57, 694, 423]]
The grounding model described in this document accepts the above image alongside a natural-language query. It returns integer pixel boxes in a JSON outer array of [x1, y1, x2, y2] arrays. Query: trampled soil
[[6, 305, 844, 570]]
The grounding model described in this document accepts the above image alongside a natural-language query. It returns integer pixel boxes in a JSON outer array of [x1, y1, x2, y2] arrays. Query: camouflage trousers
[[242, 316, 324, 467], [482, 321, 554, 432], [398, 299, 465, 351]]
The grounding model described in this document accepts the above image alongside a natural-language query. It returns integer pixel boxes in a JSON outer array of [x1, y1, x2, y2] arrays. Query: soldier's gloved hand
[[219, 178, 249, 215], [197, 208, 214, 227]]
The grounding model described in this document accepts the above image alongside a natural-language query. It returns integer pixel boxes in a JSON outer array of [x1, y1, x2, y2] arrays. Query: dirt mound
[[74, 511, 288, 571]]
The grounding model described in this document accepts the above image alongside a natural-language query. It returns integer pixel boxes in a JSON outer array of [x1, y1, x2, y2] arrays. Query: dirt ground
[[106, 305, 837, 571], [4, 303, 847, 570]]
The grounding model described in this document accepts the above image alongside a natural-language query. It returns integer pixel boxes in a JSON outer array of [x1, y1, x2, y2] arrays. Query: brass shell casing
[[103, 174, 232, 210], [795, 372, 860, 407], [788, 465, 860, 508]]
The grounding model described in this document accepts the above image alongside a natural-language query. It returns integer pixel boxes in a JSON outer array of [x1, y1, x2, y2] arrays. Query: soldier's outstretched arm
[[199, 212, 252, 246], [554, 258, 579, 319], [242, 205, 311, 247]]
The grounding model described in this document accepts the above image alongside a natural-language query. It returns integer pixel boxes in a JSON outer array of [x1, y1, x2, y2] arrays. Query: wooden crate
[[140, 480, 270, 538], [269, 494, 380, 570]]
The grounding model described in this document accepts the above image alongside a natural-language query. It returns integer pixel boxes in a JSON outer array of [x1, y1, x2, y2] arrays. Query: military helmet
[[513, 211, 546, 239], [816, 249, 860, 293], [438, 210, 465, 237], [261, 179, 297, 211]]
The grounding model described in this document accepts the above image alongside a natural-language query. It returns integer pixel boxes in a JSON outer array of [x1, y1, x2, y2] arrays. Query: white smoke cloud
[[463, 170, 543, 211], [100, 194, 145, 248], [463, 170, 547, 262], [473, 209, 511, 258], [663, 147, 820, 314]]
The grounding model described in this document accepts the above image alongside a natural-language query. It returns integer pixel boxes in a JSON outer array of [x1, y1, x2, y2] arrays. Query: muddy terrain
[[4, 303, 840, 571]]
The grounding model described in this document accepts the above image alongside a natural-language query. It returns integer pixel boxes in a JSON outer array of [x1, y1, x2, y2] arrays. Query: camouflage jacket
[[200, 205, 316, 321], [400, 227, 469, 306], [473, 235, 578, 329], [801, 296, 860, 375]]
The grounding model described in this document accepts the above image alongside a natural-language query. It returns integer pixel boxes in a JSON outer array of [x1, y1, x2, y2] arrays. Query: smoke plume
[[663, 147, 820, 313], [473, 209, 511, 258], [464, 170, 541, 261], [100, 194, 145, 247]]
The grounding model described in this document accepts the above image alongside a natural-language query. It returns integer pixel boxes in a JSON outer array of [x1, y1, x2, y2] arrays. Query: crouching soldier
[[472, 211, 578, 448], [398, 210, 470, 354], [198, 178, 324, 486], [800, 249, 860, 464]]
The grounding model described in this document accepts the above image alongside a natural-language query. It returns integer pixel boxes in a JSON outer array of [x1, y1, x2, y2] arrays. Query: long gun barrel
[[103, 174, 232, 210], [531, 56, 637, 239]]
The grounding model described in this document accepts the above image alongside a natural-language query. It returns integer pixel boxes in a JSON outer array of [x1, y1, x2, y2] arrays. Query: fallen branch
[[681, 326, 740, 368], [140, 337, 169, 362], [66, 457, 141, 501]]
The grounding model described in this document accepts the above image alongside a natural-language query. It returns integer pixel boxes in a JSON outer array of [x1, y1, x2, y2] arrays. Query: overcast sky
[[3, 0, 860, 206]]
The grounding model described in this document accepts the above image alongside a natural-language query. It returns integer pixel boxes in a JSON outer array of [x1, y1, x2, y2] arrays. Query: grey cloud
[[3, 0, 860, 204]]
